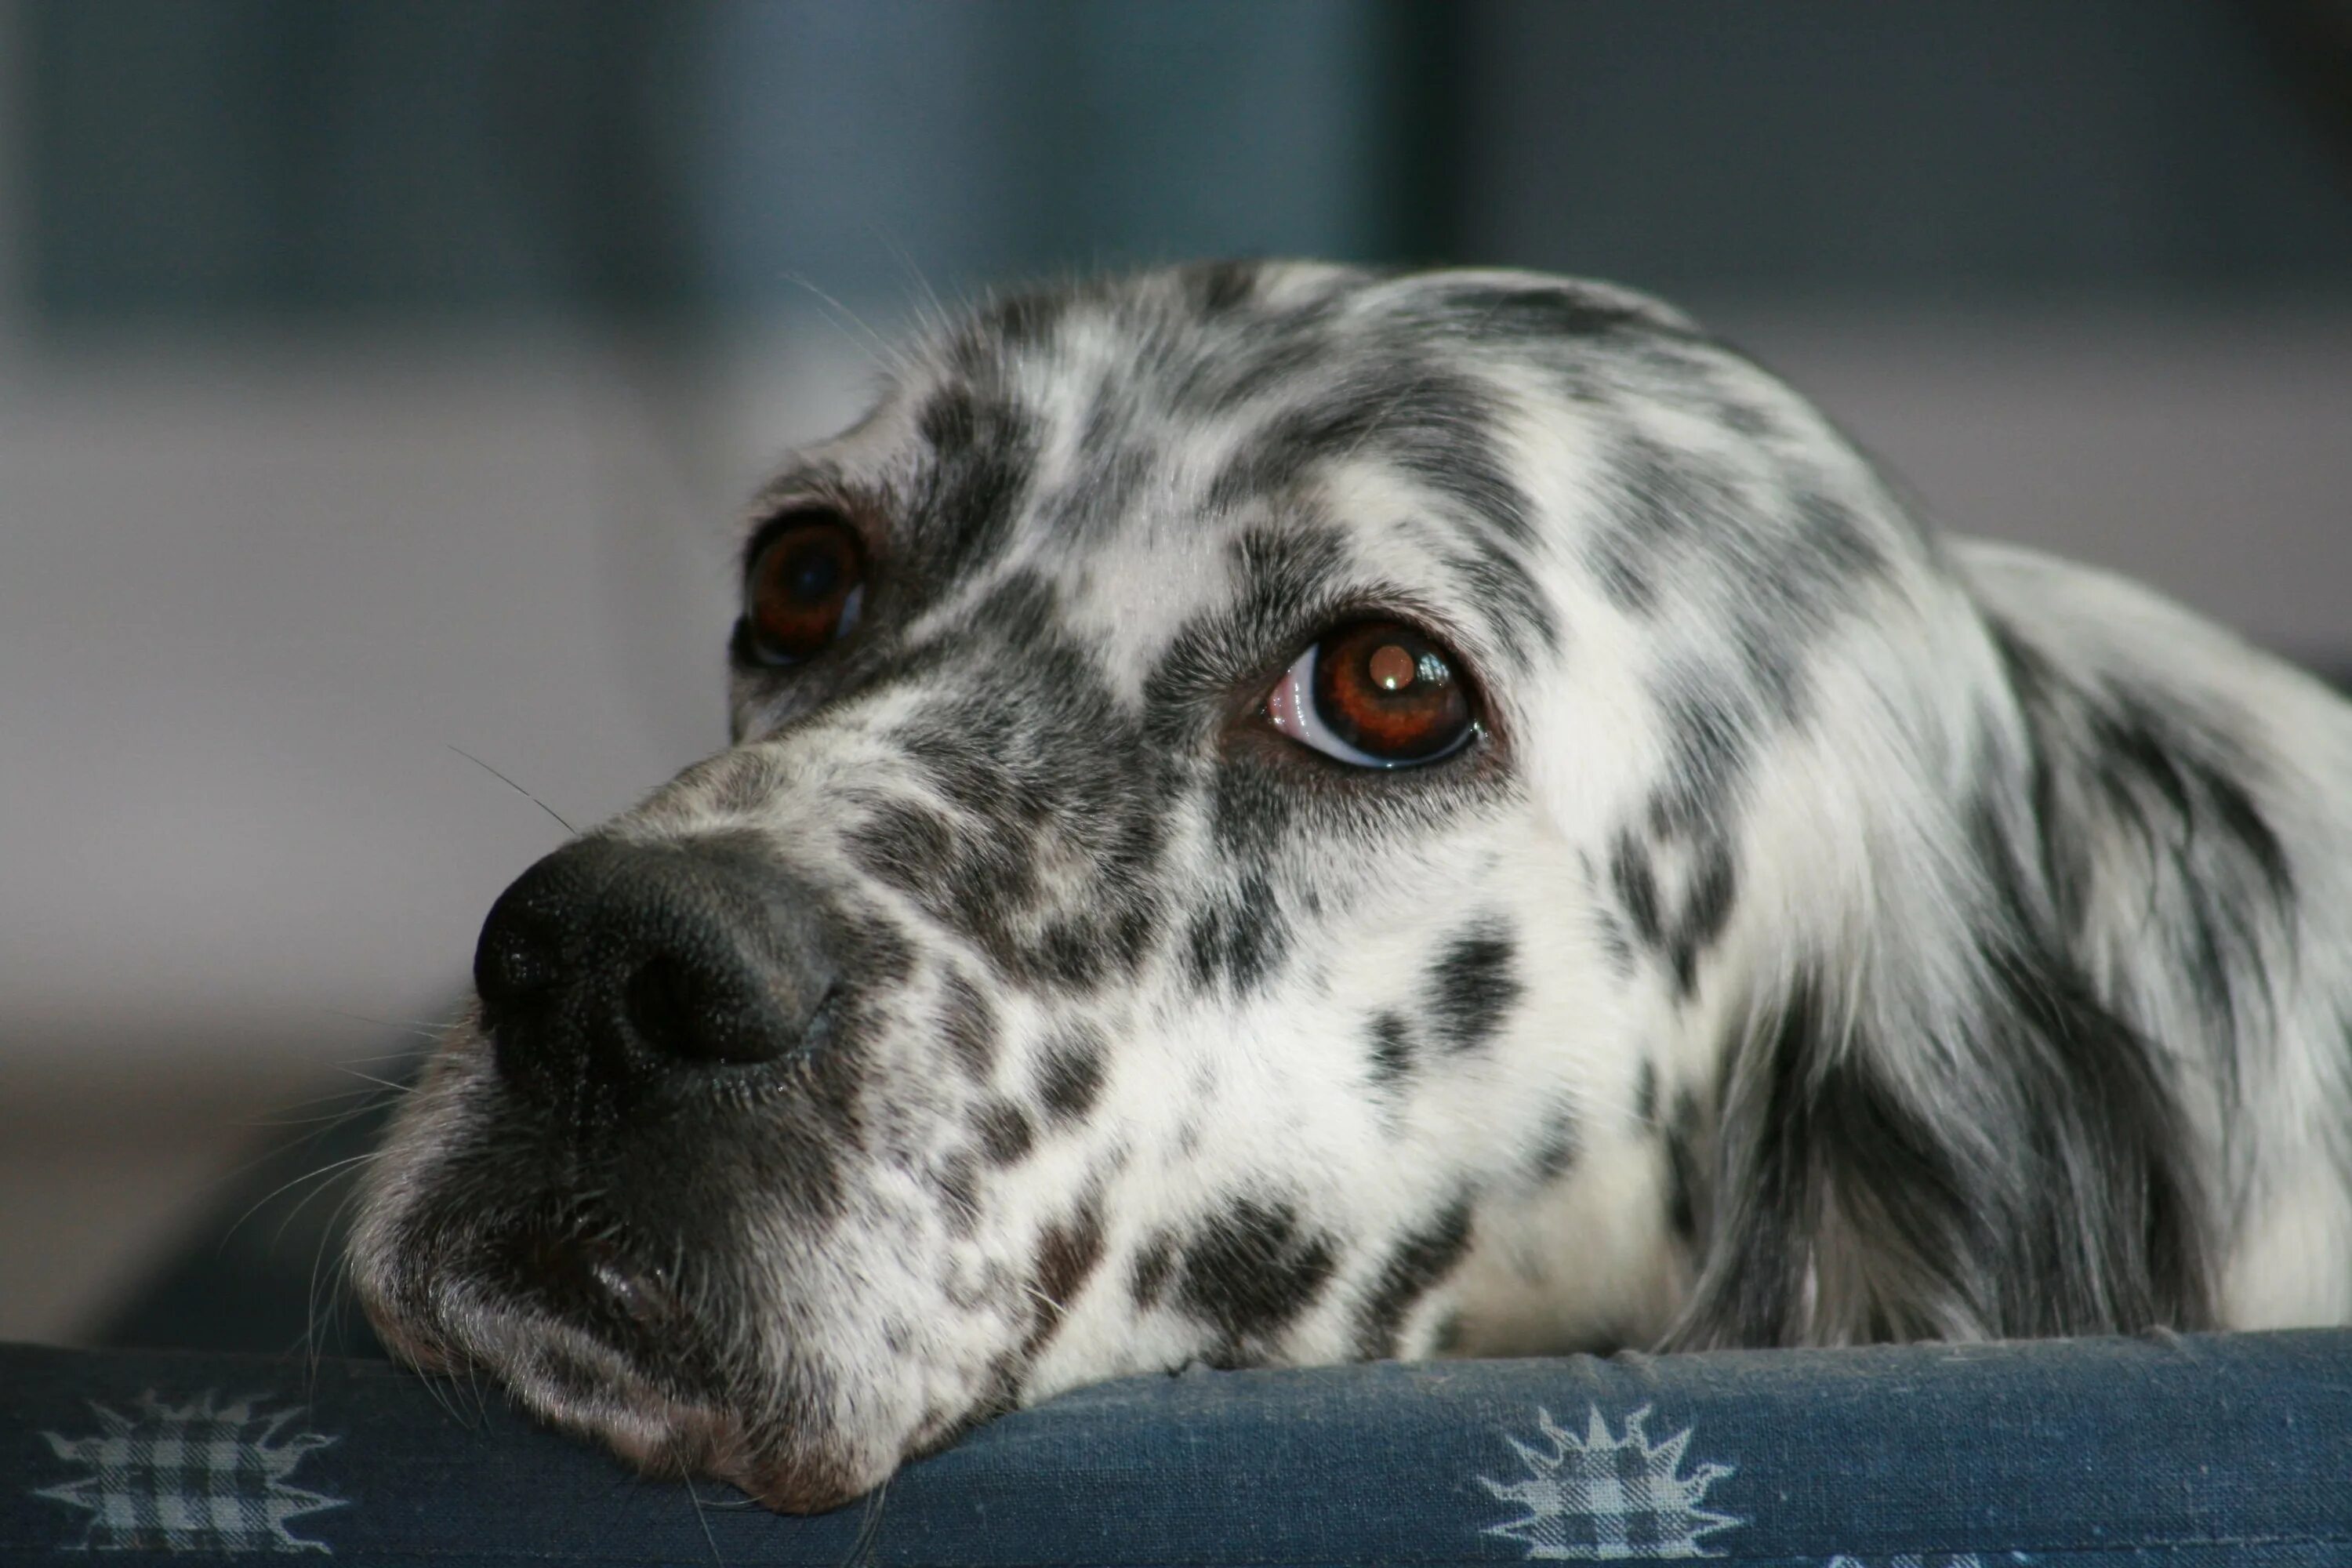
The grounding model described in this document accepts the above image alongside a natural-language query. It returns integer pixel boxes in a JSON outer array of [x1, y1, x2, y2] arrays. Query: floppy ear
[[1664, 808, 2215, 1349]]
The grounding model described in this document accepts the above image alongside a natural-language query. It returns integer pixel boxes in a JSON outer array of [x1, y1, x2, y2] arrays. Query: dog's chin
[[365, 1297, 892, 1515]]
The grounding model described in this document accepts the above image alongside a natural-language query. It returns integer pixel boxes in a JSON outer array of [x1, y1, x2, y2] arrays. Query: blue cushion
[[5, 1330, 2347, 1564]]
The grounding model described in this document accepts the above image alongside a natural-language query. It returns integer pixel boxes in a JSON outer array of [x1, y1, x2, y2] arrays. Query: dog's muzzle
[[356, 829, 924, 1510], [460, 833, 851, 1363]]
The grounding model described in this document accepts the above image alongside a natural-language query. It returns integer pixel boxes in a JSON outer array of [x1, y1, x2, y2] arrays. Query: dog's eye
[[1266, 620, 1476, 768], [742, 512, 866, 665]]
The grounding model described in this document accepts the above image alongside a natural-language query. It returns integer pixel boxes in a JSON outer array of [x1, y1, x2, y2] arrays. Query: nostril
[[476, 918, 558, 1010], [621, 951, 787, 1066], [622, 953, 698, 1059]]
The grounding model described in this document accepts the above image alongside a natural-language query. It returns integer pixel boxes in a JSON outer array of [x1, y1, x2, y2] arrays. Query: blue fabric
[[5, 1332, 2348, 1565]]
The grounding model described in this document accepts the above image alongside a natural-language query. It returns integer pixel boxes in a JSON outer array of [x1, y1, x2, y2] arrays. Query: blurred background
[[3, 0, 2349, 1348]]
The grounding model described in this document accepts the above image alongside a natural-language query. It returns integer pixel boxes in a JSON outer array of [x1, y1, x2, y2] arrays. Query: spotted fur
[[351, 262, 2352, 1512]]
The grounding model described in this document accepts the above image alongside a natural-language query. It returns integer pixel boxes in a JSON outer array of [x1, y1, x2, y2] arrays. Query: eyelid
[[742, 496, 876, 576]]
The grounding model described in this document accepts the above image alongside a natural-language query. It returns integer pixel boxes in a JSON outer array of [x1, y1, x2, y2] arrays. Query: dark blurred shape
[[2243, 0, 2352, 177], [23, 0, 2352, 328], [1440, 0, 2352, 302], [94, 1053, 414, 1357], [21, 0, 1432, 325], [27, 1, 710, 321]]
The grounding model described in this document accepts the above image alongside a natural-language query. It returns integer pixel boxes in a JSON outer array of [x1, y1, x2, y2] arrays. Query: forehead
[[760, 263, 1722, 691]]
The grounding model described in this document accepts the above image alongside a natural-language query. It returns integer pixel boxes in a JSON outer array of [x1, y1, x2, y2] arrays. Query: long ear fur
[[1665, 658, 2218, 1348], [1668, 951, 2212, 1348]]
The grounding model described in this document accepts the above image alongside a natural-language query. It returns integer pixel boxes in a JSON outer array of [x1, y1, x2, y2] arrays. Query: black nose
[[474, 836, 838, 1105]]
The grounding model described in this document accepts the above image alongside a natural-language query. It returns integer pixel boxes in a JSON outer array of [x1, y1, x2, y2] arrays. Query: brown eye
[[742, 512, 865, 665], [1266, 619, 1476, 767]]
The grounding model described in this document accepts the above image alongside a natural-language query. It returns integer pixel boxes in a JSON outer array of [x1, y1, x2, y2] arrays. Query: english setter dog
[[352, 263, 2352, 1512]]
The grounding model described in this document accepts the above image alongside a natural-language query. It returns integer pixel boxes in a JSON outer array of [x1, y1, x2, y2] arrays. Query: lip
[[503, 1225, 688, 1369], [482, 1312, 877, 1515]]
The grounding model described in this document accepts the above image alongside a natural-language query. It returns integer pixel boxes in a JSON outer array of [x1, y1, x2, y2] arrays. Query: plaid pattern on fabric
[[1481, 1405, 1740, 1561], [34, 1392, 343, 1553], [8, 1336, 2348, 1563]]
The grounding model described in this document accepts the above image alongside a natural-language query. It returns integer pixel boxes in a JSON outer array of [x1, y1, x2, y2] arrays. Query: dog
[[350, 261, 2352, 1512]]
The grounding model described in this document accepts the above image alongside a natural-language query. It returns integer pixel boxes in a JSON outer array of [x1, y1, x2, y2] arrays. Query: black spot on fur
[[1585, 436, 1710, 616], [1352, 1198, 1476, 1359], [1611, 834, 1664, 950], [1131, 1230, 1178, 1309], [1594, 904, 1636, 980], [1615, 750, 1744, 1003], [1436, 543, 1559, 671], [1790, 490, 1888, 587], [949, 289, 1065, 365], [1232, 519, 1352, 615], [1531, 1105, 1581, 1182], [1032, 916, 1114, 991], [1632, 1059, 1659, 1126], [1044, 438, 1155, 543], [850, 797, 968, 904], [896, 720, 1038, 829], [1037, 1025, 1107, 1123], [1650, 679, 1754, 840], [916, 383, 977, 452], [1185, 259, 1262, 314], [1036, 1206, 1104, 1305], [911, 383, 1038, 583], [1427, 925, 1521, 1053], [1719, 399, 1776, 437], [974, 1098, 1036, 1166], [1175, 1197, 1339, 1361], [1023, 1196, 1105, 1357], [937, 973, 999, 1080], [1621, 673, 1755, 1001], [837, 910, 916, 989], [1985, 625, 2092, 931], [1404, 281, 1675, 346], [1670, 841, 1738, 997], [1164, 307, 1346, 412], [935, 1152, 979, 1235], [1590, 422, 1887, 764], [1591, 546, 1652, 617], [1207, 761, 1299, 865], [1185, 874, 1290, 994], [1367, 1011, 1414, 1087], [1663, 1089, 1702, 1245]]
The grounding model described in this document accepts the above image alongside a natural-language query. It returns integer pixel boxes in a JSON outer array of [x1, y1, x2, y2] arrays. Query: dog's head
[[352, 262, 1959, 1509]]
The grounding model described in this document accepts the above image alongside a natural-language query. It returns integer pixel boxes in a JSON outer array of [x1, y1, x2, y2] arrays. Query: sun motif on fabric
[[34, 1392, 345, 1554], [1480, 1404, 1740, 1561]]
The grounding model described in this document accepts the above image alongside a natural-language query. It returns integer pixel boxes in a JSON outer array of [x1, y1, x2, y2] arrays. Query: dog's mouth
[[361, 1209, 887, 1514], [500, 1224, 688, 1370], [364, 1210, 706, 1407]]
